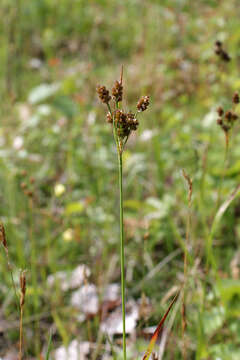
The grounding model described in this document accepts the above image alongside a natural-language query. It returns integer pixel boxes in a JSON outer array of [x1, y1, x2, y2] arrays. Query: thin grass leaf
[[212, 184, 240, 233], [207, 183, 240, 266], [106, 334, 117, 360], [142, 291, 180, 360], [46, 331, 52, 360]]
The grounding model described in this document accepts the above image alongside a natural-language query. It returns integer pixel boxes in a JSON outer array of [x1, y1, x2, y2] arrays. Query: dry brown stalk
[[19, 270, 27, 360]]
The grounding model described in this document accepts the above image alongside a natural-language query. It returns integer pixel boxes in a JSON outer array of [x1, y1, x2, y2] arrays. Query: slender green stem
[[118, 151, 126, 360]]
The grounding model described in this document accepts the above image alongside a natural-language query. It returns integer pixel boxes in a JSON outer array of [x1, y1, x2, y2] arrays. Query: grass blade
[[142, 291, 180, 360], [207, 183, 240, 267], [46, 331, 52, 360], [106, 334, 117, 360]]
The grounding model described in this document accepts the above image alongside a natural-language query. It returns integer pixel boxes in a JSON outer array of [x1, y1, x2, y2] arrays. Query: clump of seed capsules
[[96, 68, 150, 153], [215, 41, 231, 62], [217, 91, 239, 147]]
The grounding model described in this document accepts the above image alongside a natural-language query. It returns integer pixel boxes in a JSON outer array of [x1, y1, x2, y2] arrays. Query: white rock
[[101, 300, 139, 335], [47, 265, 91, 292], [54, 340, 90, 360], [103, 283, 120, 302], [71, 284, 99, 315]]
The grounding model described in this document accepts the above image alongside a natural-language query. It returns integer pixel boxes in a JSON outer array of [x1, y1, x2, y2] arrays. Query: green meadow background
[[1, 0, 240, 358]]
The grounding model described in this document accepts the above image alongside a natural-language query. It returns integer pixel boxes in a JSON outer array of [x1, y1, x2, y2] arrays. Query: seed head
[[221, 50, 231, 62], [233, 92, 240, 104], [20, 271, 26, 307], [225, 110, 233, 121], [97, 69, 150, 151], [215, 48, 222, 56], [0, 223, 7, 249], [26, 190, 33, 198], [115, 109, 127, 124], [112, 80, 123, 103], [222, 124, 230, 132], [96, 85, 111, 104], [214, 41, 231, 62], [137, 96, 150, 112], [126, 112, 139, 131], [30, 177, 35, 184], [106, 112, 113, 123], [215, 40, 222, 48], [217, 107, 224, 117], [20, 182, 27, 190]]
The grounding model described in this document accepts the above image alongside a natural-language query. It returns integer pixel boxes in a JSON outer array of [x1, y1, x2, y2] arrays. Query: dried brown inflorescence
[[112, 80, 123, 103], [20, 271, 27, 307], [97, 69, 150, 153], [0, 223, 7, 249], [217, 92, 239, 139], [19, 173, 36, 199], [137, 96, 150, 112], [215, 41, 231, 62], [233, 92, 240, 104], [96, 85, 111, 104]]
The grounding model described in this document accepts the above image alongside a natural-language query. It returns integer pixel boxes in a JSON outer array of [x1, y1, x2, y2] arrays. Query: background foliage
[[1, 0, 240, 359]]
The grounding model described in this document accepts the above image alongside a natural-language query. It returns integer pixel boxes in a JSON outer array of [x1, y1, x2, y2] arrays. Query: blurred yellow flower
[[54, 183, 65, 197], [63, 228, 74, 242]]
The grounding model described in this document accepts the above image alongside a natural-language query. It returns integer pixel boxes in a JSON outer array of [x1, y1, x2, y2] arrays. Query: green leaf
[[209, 343, 240, 360], [216, 279, 240, 316], [52, 95, 77, 118], [28, 83, 60, 104], [202, 307, 225, 336], [46, 331, 52, 360], [123, 199, 143, 211], [65, 202, 84, 215]]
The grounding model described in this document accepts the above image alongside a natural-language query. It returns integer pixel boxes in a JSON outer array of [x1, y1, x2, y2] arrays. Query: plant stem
[[19, 306, 23, 360], [118, 150, 126, 360]]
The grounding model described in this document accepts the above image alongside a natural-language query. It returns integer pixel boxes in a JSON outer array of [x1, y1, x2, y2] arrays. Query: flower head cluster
[[215, 41, 231, 62], [96, 85, 111, 104], [112, 80, 123, 103], [137, 96, 150, 112], [217, 92, 239, 134], [115, 110, 139, 138], [97, 71, 150, 153]]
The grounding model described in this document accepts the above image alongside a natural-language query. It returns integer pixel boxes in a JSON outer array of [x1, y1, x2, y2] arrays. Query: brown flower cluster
[[97, 71, 150, 151], [233, 92, 240, 104], [137, 96, 150, 112], [115, 110, 139, 138], [112, 80, 123, 103], [19, 171, 35, 198], [215, 41, 231, 62], [217, 92, 239, 133], [106, 109, 140, 139], [0, 223, 7, 249], [96, 85, 111, 104], [20, 271, 27, 307]]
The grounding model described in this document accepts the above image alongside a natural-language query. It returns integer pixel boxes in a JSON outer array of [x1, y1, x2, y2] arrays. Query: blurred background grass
[[1, 0, 240, 359]]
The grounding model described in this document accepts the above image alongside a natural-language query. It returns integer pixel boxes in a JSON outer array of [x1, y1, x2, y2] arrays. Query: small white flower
[[63, 228, 74, 242], [140, 129, 154, 142], [13, 136, 24, 150], [54, 183, 65, 197]]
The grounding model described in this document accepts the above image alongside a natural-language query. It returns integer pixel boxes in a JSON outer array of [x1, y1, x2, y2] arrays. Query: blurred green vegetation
[[1, 0, 240, 359]]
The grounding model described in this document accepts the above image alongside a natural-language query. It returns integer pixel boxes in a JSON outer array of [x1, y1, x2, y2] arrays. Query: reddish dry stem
[[182, 169, 193, 205]]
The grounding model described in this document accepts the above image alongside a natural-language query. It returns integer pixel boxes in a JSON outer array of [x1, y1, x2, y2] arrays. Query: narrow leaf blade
[[46, 331, 52, 360], [142, 291, 180, 360]]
